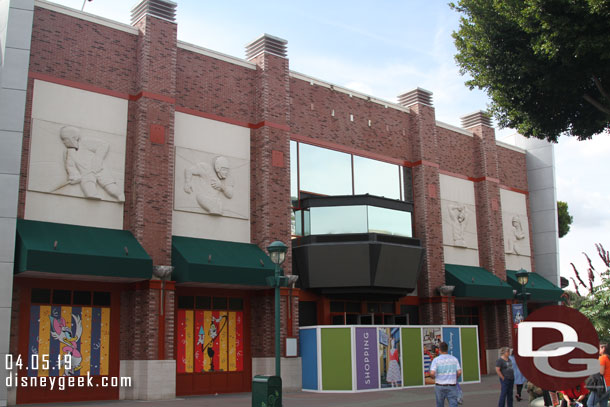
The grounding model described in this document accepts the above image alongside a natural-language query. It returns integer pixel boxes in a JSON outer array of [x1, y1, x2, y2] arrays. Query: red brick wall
[[176, 48, 256, 122], [120, 287, 159, 360], [289, 78, 412, 162], [498, 147, 528, 191], [29, 7, 137, 93], [437, 128, 477, 177]]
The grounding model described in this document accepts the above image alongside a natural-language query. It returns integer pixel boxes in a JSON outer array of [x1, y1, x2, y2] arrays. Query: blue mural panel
[[300, 328, 319, 390]]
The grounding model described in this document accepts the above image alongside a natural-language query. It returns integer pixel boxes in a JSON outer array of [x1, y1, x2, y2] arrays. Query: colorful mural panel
[[301, 325, 480, 393], [176, 309, 243, 373], [378, 327, 401, 388], [27, 305, 111, 377], [355, 327, 379, 390], [422, 326, 441, 385]]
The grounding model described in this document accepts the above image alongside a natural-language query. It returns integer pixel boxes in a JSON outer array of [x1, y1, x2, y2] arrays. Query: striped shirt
[[430, 354, 461, 385]]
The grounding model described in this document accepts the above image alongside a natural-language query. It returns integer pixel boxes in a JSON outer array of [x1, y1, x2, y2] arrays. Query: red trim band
[[29, 72, 130, 100], [291, 133, 409, 166]]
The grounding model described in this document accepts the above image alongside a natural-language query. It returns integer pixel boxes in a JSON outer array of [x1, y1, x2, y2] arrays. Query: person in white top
[[430, 341, 462, 407]]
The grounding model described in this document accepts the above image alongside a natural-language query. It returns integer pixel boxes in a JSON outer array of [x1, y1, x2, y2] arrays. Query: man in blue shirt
[[430, 341, 462, 407]]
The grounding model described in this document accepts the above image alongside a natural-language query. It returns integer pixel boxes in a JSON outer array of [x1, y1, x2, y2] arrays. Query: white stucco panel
[[25, 80, 127, 228], [500, 189, 531, 259], [173, 112, 250, 242], [439, 174, 479, 251]]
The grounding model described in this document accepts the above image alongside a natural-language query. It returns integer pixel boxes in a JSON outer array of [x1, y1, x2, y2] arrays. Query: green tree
[[450, 0, 610, 142], [569, 244, 610, 343], [557, 201, 573, 238]]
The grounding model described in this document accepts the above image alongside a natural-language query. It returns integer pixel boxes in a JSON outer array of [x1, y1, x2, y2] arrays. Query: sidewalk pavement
[[23, 374, 520, 407]]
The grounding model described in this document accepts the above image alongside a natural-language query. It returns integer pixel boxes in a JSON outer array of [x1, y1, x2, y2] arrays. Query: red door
[[175, 289, 251, 395]]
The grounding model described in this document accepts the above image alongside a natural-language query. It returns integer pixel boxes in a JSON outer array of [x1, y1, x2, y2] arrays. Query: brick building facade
[[0, 0, 562, 404]]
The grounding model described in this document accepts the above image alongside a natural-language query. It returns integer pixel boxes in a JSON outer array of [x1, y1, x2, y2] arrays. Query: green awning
[[172, 235, 275, 286], [445, 264, 514, 299], [15, 219, 152, 279], [506, 270, 563, 302]]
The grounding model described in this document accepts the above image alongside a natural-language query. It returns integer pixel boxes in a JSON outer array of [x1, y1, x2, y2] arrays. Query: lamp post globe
[[267, 240, 287, 265]]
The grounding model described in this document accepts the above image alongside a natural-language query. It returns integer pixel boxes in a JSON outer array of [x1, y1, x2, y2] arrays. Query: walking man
[[496, 347, 515, 407], [430, 341, 462, 407]]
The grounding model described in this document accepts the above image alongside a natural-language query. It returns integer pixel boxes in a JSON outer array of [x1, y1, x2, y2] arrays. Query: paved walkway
[[23, 374, 530, 406]]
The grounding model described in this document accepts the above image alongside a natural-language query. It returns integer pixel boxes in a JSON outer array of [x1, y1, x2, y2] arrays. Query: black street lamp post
[[515, 268, 530, 318]]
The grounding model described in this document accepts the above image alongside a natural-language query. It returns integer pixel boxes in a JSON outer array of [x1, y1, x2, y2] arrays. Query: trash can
[[252, 375, 282, 407]]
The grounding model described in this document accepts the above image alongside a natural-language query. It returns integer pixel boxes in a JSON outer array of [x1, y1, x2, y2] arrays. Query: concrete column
[[0, 1, 34, 406], [399, 88, 448, 324]]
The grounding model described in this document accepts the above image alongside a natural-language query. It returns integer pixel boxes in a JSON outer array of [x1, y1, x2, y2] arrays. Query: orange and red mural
[[176, 310, 243, 373]]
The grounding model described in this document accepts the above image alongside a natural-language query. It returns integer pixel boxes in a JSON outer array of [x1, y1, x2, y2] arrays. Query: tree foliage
[[568, 244, 610, 343], [450, 0, 610, 142], [557, 201, 573, 238]]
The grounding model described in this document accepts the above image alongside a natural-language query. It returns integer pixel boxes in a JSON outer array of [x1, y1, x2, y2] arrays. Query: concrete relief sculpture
[[184, 156, 234, 216], [174, 146, 248, 220], [27, 119, 126, 203], [506, 215, 526, 254], [448, 203, 468, 247], [58, 126, 125, 201]]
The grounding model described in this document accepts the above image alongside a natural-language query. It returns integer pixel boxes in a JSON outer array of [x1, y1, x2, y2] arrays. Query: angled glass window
[[353, 155, 400, 199], [367, 206, 412, 237], [309, 205, 367, 235], [290, 140, 298, 204], [299, 143, 352, 196]]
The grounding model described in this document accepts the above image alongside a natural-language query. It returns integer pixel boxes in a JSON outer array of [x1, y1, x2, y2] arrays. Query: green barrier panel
[[401, 327, 424, 386], [321, 328, 352, 390], [460, 327, 480, 382]]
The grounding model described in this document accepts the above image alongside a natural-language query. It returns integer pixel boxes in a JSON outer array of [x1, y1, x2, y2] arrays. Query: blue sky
[[48, 0, 610, 288]]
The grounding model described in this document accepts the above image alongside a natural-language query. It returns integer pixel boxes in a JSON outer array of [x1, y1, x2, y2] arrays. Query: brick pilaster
[[462, 111, 511, 350], [400, 89, 446, 324], [124, 15, 176, 267], [247, 35, 292, 358]]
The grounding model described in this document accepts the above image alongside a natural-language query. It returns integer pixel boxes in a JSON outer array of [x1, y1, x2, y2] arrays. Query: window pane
[[73, 291, 91, 306], [345, 314, 358, 324], [228, 297, 243, 310], [332, 315, 345, 325], [293, 210, 302, 236], [178, 296, 194, 309], [380, 303, 394, 314], [196, 296, 211, 309], [93, 291, 111, 307], [330, 301, 344, 313], [31, 288, 51, 304], [53, 290, 71, 305], [310, 206, 367, 235], [345, 302, 361, 313], [353, 156, 400, 199], [290, 141, 298, 204], [299, 143, 352, 196], [367, 206, 412, 237], [212, 297, 227, 310]]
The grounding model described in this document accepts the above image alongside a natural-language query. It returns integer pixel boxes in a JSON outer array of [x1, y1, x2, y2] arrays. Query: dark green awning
[[15, 219, 152, 280], [445, 264, 513, 299], [506, 270, 563, 302], [172, 236, 275, 286]]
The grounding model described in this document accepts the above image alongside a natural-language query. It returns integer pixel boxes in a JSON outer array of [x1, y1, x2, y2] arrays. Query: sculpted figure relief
[[58, 126, 125, 201], [448, 203, 468, 246], [184, 156, 234, 215], [507, 215, 526, 254]]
